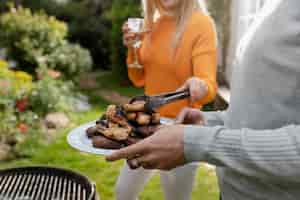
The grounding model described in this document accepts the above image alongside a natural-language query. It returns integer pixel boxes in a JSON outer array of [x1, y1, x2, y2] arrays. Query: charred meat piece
[[151, 113, 161, 124], [92, 135, 124, 149], [108, 121, 119, 128], [126, 112, 137, 121], [96, 124, 130, 141], [123, 101, 146, 112], [87, 101, 163, 149], [136, 112, 151, 126], [106, 105, 133, 131], [86, 126, 99, 138], [96, 119, 109, 128], [97, 114, 107, 122]]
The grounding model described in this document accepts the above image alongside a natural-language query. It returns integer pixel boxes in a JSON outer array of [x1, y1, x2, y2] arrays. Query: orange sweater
[[127, 12, 218, 118]]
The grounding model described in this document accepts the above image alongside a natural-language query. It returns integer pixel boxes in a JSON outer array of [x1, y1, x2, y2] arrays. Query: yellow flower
[[0, 60, 9, 69], [14, 71, 33, 82], [0, 67, 14, 79], [14, 71, 33, 94]]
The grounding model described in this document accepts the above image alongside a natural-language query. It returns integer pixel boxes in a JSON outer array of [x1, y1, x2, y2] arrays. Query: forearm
[[184, 125, 300, 182], [127, 48, 145, 87], [192, 53, 218, 106], [126, 48, 141, 65]]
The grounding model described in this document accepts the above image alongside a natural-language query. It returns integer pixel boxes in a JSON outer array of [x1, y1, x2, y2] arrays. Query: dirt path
[[95, 90, 130, 105]]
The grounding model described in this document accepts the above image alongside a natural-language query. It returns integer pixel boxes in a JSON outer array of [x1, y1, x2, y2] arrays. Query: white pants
[[115, 162, 198, 200]]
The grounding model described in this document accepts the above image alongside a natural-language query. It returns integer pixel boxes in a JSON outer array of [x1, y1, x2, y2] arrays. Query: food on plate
[[151, 113, 161, 124], [123, 101, 145, 112], [92, 135, 125, 149], [86, 126, 98, 138], [105, 105, 133, 130], [86, 100, 162, 150], [126, 112, 137, 121], [97, 126, 131, 141], [136, 112, 151, 126]]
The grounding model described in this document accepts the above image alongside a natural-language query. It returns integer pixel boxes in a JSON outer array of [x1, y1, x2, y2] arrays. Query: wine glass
[[127, 18, 144, 69]]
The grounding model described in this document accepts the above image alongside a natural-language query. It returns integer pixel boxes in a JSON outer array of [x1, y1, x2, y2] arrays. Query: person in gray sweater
[[107, 0, 300, 199]]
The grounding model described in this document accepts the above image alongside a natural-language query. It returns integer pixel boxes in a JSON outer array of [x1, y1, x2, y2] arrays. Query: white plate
[[67, 118, 174, 156]]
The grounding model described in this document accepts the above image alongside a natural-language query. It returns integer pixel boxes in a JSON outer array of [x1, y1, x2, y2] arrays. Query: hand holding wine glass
[[122, 18, 149, 68]]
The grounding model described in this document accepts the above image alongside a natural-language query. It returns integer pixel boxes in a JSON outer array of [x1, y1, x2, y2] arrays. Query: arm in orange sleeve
[[127, 47, 145, 88], [191, 17, 218, 107]]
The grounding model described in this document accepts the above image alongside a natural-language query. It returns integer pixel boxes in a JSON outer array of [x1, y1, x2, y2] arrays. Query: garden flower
[[47, 69, 61, 79], [0, 79, 10, 95], [17, 123, 28, 133], [0, 59, 9, 69], [16, 98, 29, 112], [14, 71, 33, 93], [14, 71, 33, 82], [37, 69, 61, 80]]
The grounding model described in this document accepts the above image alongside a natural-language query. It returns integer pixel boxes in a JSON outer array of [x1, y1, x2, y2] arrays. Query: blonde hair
[[143, 0, 209, 48]]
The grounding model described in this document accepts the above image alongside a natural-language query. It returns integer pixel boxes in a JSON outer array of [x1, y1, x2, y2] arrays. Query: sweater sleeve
[[202, 111, 227, 127], [184, 124, 300, 182], [127, 48, 145, 88], [191, 16, 218, 107]]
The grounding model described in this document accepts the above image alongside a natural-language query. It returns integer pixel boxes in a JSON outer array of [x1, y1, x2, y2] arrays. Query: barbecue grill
[[0, 166, 99, 200]]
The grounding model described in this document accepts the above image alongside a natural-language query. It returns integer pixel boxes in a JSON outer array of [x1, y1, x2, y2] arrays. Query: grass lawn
[[0, 72, 219, 200]]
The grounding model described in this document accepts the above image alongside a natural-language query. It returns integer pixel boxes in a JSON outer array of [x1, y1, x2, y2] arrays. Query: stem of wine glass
[[132, 40, 142, 68]]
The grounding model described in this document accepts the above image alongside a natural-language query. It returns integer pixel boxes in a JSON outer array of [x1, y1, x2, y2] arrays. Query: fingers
[[139, 155, 157, 170], [122, 23, 129, 33], [189, 78, 209, 102], [176, 82, 188, 92], [177, 77, 209, 102], [123, 33, 136, 47], [127, 158, 141, 170], [126, 155, 157, 170], [105, 142, 146, 162], [175, 108, 205, 125], [122, 23, 137, 47], [140, 29, 151, 35], [175, 107, 189, 124], [190, 78, 206, 102]]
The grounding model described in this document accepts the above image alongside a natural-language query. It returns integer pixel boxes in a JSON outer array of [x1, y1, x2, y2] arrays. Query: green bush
[[107, 0, 141, 80], [48, 43, 92, 78], [2, 1, 142, 81], [29, 77, 75, 117], [0, 59, 78, 158], [0, 6, 67, 73], [0, 6, 93, 78], [22, 0, 112, 69]]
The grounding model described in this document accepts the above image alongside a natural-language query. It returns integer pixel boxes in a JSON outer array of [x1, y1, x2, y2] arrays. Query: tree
[[207, 0, 231, 86]]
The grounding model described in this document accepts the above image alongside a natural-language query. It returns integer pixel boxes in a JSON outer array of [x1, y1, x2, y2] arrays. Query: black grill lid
[[0, 166, 98, 200]]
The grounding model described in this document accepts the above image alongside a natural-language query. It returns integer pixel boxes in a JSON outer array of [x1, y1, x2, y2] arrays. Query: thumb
[[175, 108, 189, 124], [176, 81, 189, 92]]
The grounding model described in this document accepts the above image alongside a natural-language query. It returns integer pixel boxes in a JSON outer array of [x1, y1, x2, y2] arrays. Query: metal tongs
[[130, 90, 190, 113]]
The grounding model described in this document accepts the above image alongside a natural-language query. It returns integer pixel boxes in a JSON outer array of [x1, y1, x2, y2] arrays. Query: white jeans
[[115, 162, 198, 200]]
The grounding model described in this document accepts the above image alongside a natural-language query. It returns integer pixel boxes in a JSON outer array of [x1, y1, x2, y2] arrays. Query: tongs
[[130, 89, 190, 113]]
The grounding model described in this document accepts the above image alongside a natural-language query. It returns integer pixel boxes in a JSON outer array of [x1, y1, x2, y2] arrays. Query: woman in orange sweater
[[116, 0, 218, 199]]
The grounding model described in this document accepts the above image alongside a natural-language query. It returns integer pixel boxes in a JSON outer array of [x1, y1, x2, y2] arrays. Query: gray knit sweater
[[184, 1, 300, 199]]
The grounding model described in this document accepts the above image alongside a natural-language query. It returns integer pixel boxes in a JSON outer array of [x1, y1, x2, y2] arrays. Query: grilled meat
[[151, 113, 161, 124], [86, 126, 98, 138], [123, 101, 145, 112], [86, 100, 162, 150], [96, 124, 130, 141], [136, 112, 151, 126], [92, 135, 124, 149]]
